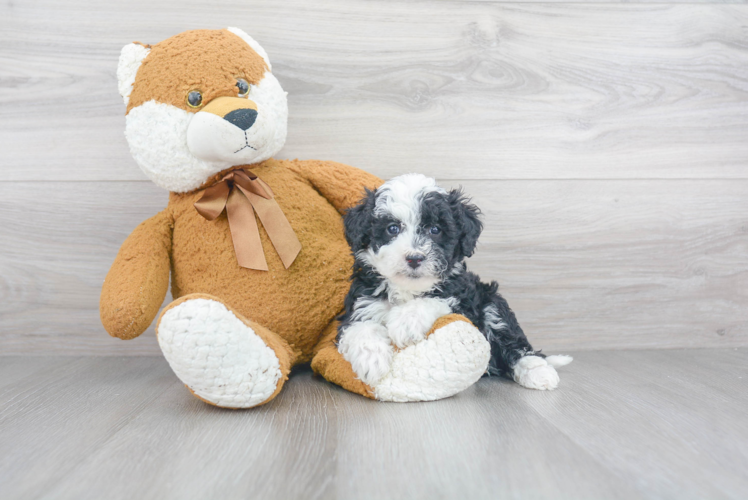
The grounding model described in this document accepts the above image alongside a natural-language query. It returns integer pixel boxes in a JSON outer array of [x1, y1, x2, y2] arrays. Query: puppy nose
[[224, 108, 258, 131], [406, 254, 425, 269]]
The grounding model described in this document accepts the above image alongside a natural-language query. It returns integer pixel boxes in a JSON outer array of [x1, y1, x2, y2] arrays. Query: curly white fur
[[337, 321, 393, 386], [512, 355, 570, 391], [385, 297, 455, 348]]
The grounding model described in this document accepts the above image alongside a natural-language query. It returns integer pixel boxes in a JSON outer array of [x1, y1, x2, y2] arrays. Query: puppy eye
[[186, 90, 203, 108], [429, 226, 441, 235], [236, 78, 249, 97], [387, 224, 400, 235]]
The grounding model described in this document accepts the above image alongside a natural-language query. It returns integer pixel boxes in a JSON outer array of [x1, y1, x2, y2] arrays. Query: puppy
[[336, 173, 572, 390]]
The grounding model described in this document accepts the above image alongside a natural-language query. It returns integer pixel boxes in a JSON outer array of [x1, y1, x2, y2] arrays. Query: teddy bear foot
[[156, 295, 290, 408], [371, 315, 491, 402], [311, 314, 490, 402]]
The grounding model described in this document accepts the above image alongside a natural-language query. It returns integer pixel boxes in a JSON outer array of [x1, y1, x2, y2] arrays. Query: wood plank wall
[[1, 0, 747, 355]]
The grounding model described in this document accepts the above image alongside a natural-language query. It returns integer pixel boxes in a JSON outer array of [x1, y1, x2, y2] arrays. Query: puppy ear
[[448, 189, 483, 259], [344, 188, 377, 252]]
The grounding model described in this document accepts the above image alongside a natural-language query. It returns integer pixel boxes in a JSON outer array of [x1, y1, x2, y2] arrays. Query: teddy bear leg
[[371, 314, 491, 402], [312, 314, 490, 402], [310, 319, 377, 400], [156, 293, 293, 408]]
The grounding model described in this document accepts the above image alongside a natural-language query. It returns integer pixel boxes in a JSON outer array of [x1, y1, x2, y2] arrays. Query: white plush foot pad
[[372, 320, 491, 402], [157, 298, 282, 408], [513, 355, 563, 391]]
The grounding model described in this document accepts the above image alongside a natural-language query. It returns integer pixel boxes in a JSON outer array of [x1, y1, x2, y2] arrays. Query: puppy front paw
[[513, 355, 560, 390], [338, 322, 394, 386], [385, 298, 454, 349], [386, 312, 428, 348]]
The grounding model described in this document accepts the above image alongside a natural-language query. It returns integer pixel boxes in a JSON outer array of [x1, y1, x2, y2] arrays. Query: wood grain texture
[[2, 1, 748, 181], [0, 357, 178, 498], [0, 182, 170, 355], [457, 178, 748, 351], [1, 179, 746, 355], [0, 350, 746, 499]]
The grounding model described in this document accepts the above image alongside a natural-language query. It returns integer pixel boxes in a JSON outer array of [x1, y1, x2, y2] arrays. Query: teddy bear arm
[[288, 160, 383, 213], [100, 210, 173, 340]]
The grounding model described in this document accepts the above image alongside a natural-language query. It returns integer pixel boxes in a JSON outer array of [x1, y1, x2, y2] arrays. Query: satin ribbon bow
[[194, 169, 302, 271]]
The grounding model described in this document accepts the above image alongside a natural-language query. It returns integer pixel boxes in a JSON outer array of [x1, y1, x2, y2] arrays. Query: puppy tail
[[545, 354, 573, 369]]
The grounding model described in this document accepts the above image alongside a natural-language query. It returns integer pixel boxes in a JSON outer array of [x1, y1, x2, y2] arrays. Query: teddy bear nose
[[224, 108, 258, 131]]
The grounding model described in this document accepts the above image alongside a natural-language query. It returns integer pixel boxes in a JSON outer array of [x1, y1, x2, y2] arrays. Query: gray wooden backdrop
[[1, 0, 747, 355]]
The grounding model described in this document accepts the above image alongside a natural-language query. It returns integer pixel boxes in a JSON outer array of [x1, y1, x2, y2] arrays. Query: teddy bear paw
[[157, 298, 283, 408], [372, 318, 491, 402]]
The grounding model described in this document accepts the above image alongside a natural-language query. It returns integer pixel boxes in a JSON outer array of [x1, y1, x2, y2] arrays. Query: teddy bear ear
[[226, 27, 272, 71], [117, 42, 150, 106]]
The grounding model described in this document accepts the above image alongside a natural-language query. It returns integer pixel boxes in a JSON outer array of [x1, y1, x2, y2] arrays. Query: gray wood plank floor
[[1, 349, 746, 500]]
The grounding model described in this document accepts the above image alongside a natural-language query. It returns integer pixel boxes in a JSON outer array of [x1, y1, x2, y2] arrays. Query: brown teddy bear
[[100, 28, 491, 408]]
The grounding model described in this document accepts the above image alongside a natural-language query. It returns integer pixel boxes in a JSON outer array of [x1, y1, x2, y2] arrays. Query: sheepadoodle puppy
[[337, 173, 572, 390]]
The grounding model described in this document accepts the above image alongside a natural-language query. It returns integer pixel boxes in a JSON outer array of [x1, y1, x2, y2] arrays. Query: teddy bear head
[[117, 28, 288, 193]]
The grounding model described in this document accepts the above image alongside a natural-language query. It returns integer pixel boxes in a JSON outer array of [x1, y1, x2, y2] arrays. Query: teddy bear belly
[[169, 201, 353, 362]]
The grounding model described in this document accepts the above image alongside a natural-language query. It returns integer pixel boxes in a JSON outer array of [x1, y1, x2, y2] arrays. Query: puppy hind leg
[[482, 312, 566, 391], [501, 348, 573, 391], [545, 354, 574, 368], [512, 355, 561, 391]]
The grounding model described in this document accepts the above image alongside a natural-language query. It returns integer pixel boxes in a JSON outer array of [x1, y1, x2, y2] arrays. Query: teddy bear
[[100, 27, 491, 408]]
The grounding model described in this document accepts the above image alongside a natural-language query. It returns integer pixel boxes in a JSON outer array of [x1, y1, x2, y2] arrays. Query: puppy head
[[345, 173, 482, 293], [117, 28, 288, 193]]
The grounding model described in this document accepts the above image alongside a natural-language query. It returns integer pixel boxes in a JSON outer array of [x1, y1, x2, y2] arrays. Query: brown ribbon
[[194, 169, 302, 271]]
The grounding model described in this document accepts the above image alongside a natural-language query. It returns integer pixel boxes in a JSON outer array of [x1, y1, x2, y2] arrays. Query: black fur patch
[[425, 270, 541, 376], [343, 188, 377, 253]]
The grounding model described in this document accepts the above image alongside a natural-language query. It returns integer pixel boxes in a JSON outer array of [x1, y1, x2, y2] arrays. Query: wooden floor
[[0, 349, 746, 500]]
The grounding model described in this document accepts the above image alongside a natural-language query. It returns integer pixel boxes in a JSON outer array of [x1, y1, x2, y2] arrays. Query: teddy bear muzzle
[[202, 96, 258, 126], [202, 96, 259, 133], [186, 96, 267, 163]]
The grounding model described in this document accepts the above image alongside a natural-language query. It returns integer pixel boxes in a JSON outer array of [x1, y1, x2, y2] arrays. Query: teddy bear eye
[[387, 224, 400, 236], [236, 78, 249, 97], [186, 90, 203, 108]]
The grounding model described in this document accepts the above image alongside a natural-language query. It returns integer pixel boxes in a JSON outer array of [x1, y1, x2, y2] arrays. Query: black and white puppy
[[337, 173, 572, 390]]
